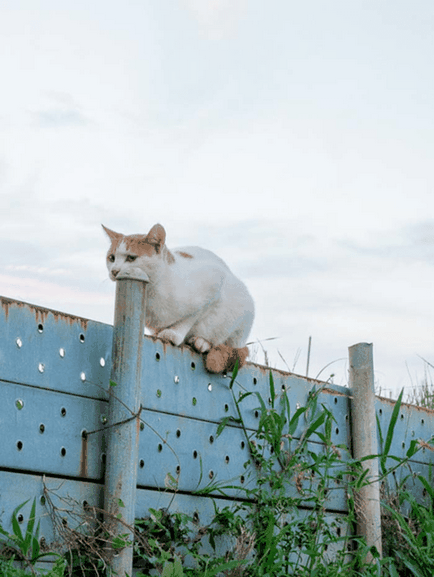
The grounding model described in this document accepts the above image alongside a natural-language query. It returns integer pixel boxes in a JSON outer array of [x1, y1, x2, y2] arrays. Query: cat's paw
[[157, 329, 184, 347], [188, 336, 212, 353]]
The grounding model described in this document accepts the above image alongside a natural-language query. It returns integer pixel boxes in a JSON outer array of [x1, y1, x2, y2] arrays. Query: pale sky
[[1, 1, 434, 396]]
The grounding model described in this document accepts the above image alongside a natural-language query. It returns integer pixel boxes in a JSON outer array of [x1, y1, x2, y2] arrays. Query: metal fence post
[[104, 270, 149, 577], [349, 342, 382, 559]]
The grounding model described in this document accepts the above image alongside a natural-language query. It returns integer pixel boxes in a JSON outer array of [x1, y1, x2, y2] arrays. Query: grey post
[[104, 269, 149, 577], [349, 342, 382, 559]]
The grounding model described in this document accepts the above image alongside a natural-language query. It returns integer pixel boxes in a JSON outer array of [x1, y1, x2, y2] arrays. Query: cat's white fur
[[103, 223, 255, 373]]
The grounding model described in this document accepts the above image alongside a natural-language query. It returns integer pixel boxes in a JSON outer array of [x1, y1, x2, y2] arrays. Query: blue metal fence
[[1, 294, 434, 571]]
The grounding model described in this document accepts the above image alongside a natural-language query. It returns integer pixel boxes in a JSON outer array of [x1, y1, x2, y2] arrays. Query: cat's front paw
[[157, 328, 184, 347], [188, 336, 212, 353]]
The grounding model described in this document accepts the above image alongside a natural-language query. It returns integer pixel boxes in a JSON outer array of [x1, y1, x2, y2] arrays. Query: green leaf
[[269, 371, 275, 409], [11, 500, 29, 545], [24, 498, 38, 557], [162, 556, 184, 577], [384, 388, 404, 456], [118, 498, 125, 507], [109, 380, 118, 387]]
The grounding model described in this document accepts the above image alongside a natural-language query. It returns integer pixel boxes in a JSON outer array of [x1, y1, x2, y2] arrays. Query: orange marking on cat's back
[[177, 251, 194, 259]]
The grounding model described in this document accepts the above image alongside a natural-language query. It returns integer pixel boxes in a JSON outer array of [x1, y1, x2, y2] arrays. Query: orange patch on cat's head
[[102, 223, 167, 257], [125, 224, 166, 256]]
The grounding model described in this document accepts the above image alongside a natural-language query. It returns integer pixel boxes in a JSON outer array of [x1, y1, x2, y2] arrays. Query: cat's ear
[[146, 224, 166, 252], [102, 225, 122, 242]]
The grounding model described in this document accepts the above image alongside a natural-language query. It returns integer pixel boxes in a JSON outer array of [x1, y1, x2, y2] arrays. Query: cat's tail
[[205, 344, 249, 374]]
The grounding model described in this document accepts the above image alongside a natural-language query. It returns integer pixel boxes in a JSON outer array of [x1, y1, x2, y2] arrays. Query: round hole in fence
[[240, 475, 245, 484], [193, 450, 198, 459], [38, 363, 45, 374], [158, 443, 163, 452], [17, 514, 24, 524], [61, 407, 67, 417], [207, 383, 212, 392], [156, 389, 162, 398], [193, 512, 199, 523], [174, 375, 180, 384], [225, 455, 230, 464], [176, 429, 181, 438], [209, 470, 214, 479], [80, 372, 86, 382], [192, 397, 197, 406], [100, 357, 105, 367], [140, 422, 145, 431], [400, 413, 404, 420], [222, 371, 227, 378], [40, 495, 46, 506], [15, 399, 24, 410], [62, 517, 68, 526], [378, 408, 382, 416], [254, 410, 259, 418], [39, 424, 45, 434], [224, 403, 229, 412], [79, 333, 85, 343], [139, 459, 145, 469], [334, 397, 338, 404], [345, 414, 349, 421], [402, 442, 405, 449], [16, 440, 23, 451], [37, 323, 44, 333], [16, 338, 22, 348], [176, 465, 181, 475], [155, 352, 161, 361], [59, 348, 65, 358], [268, 397, 272, 405], [209, 435, 214, 444], [421, 418, 425, 425], [191, 362, 196, 371], [101, 415, 107, 425], [335, 427, 339, 435], [281, 385, 286, 392], [60, 447, 66, 457], [81, 430, 88, 440], [253, 377, 257, 385], [240, 441, 245, 449]]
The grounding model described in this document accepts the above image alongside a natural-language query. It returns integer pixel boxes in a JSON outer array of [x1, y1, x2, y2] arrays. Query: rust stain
[[376, 394, 434, 414], [80, 433, 88, 478], [1, 296, 89, 330]]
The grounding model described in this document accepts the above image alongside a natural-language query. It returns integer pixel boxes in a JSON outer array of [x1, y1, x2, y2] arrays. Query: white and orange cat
[[103, 223, 254, 373]]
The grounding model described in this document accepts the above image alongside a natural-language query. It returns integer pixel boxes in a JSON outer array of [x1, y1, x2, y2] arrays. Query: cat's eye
[[108, 254, 115, 262], [126, 255, 137, 262]]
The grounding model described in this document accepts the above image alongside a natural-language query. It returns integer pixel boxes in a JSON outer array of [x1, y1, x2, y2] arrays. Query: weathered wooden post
[[104, 269, 149, 576], [349, 342, 382, 559]]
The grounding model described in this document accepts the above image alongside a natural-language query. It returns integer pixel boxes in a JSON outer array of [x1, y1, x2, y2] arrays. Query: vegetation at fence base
[[2, 366, 434, 575]]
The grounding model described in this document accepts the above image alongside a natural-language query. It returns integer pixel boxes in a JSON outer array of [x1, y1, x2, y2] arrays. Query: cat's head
[[102, 223, 166, 281]]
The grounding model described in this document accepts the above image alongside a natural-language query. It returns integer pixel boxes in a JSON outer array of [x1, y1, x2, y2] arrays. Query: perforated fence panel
[[1, 294, 434, 568]]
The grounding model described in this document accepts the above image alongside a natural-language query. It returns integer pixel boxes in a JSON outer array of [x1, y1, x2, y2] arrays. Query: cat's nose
[[112, 269, 120, 278]]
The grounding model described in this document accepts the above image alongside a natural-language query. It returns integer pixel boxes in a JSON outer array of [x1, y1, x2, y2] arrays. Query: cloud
[[184, 0, 248, 37], [338, 220, 434, 265], [33, 92, 91, 128]]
